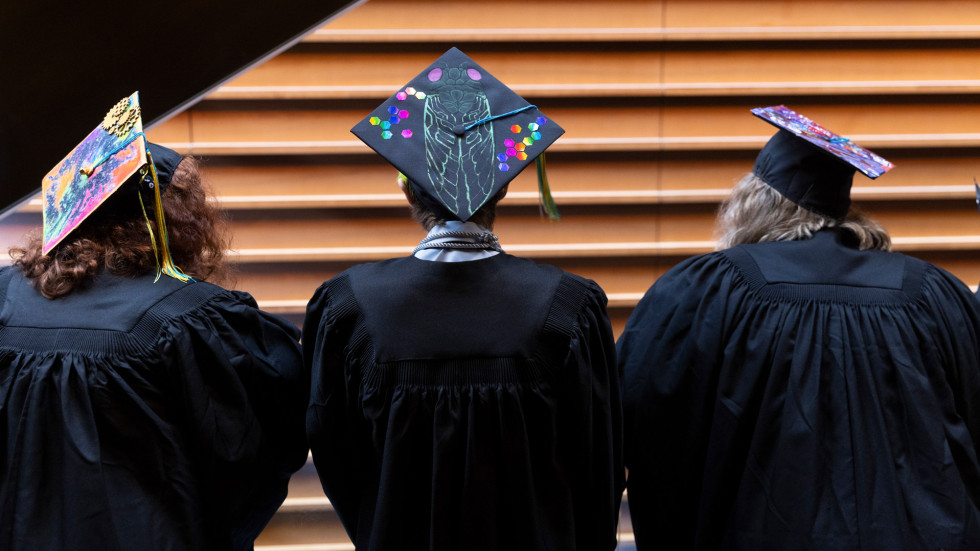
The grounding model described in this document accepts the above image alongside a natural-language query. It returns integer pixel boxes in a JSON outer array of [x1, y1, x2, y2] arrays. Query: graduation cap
[[351, 47, 564, 222], [41, 91, 190, 281], [751, 105, 894, 219]]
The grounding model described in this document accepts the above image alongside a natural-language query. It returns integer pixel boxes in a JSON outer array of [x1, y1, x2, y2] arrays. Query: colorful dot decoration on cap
[[396, 86, 426, 101], [375, 86, 428, 139], [374, 81, 551, 150], [496, 117, 548, 172]]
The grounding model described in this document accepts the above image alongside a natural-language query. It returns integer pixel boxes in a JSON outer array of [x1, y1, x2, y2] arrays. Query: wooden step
[[658, 0, 980, 32], [216, 48, 661, 101], [312, 0, 658, 43], [306, 0, 980, 42], [254, 459, 351, 549], [214, 45, 980, 101]]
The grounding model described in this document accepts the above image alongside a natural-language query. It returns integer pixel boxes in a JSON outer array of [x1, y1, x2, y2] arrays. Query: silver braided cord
[[413, 230, 503, 254]]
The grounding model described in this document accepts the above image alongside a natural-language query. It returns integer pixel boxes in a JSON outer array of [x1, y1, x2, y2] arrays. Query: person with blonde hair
[[619, 106, 980, 550]]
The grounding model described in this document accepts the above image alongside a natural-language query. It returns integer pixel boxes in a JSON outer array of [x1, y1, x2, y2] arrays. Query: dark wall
[[0, 0, 360, 216]]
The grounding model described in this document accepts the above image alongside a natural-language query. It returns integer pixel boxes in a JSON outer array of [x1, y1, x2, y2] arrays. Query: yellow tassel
[[137, 191, 162, 282], [144, 150, 192, 283]]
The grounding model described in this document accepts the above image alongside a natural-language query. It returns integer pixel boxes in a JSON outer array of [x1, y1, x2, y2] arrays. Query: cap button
[[453, 124, 466, 136]]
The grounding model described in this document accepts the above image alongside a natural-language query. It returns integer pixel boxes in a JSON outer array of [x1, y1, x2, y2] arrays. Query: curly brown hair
[[10, 156, 231, 299]]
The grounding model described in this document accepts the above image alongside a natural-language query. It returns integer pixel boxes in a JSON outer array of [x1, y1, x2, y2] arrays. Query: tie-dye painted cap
[[41, 92, 182, 254], [751, 105, 894, 219], [351, 47, 564, 221]]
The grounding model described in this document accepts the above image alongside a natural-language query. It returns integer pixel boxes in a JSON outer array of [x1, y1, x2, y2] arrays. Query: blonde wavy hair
[[715, 173, 891, 252]]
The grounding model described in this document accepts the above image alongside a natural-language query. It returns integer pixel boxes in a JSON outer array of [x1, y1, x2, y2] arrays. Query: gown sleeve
[[303, 275, 365, 540], [560, 279, 624, 550], [157, 289, 307, 550], [616, 254, 736, 550], [922, 269, 980, 485]]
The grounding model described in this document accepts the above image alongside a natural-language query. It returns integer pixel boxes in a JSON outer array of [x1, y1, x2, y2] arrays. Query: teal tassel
[[536, 153, 560, 220]]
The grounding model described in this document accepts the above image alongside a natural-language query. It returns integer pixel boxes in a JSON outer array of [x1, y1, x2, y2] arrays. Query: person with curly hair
[[0, 96, 307, 551]]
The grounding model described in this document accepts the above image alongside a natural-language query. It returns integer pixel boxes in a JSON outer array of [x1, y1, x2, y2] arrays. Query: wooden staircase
[[3, 0, 980, 548]]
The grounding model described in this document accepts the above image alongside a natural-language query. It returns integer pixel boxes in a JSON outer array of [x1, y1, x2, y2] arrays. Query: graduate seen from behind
[[304, 47, 624, 551], [0, 93, 308, 551], [618, 106, 980, 550]]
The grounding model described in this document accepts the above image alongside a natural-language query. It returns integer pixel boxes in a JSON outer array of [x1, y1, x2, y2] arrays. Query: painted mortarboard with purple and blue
[[352, 47, 564, 221], [751, 105, 895, 219], [40, 92, 190, 282], [752, 105, 893, 179], [42, 91, 147, 254]]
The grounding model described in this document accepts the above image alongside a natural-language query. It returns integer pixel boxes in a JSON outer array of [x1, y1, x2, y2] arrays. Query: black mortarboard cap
[[751, 105, 894, 219], [351, 47, 564, 221], [143, 142, 183, 194]]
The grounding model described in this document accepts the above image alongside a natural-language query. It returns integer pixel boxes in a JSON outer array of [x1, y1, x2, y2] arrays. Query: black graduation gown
[[304, 253, 624, 551], [618, 229, 980, 550], [0, 267, 308, 551]]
